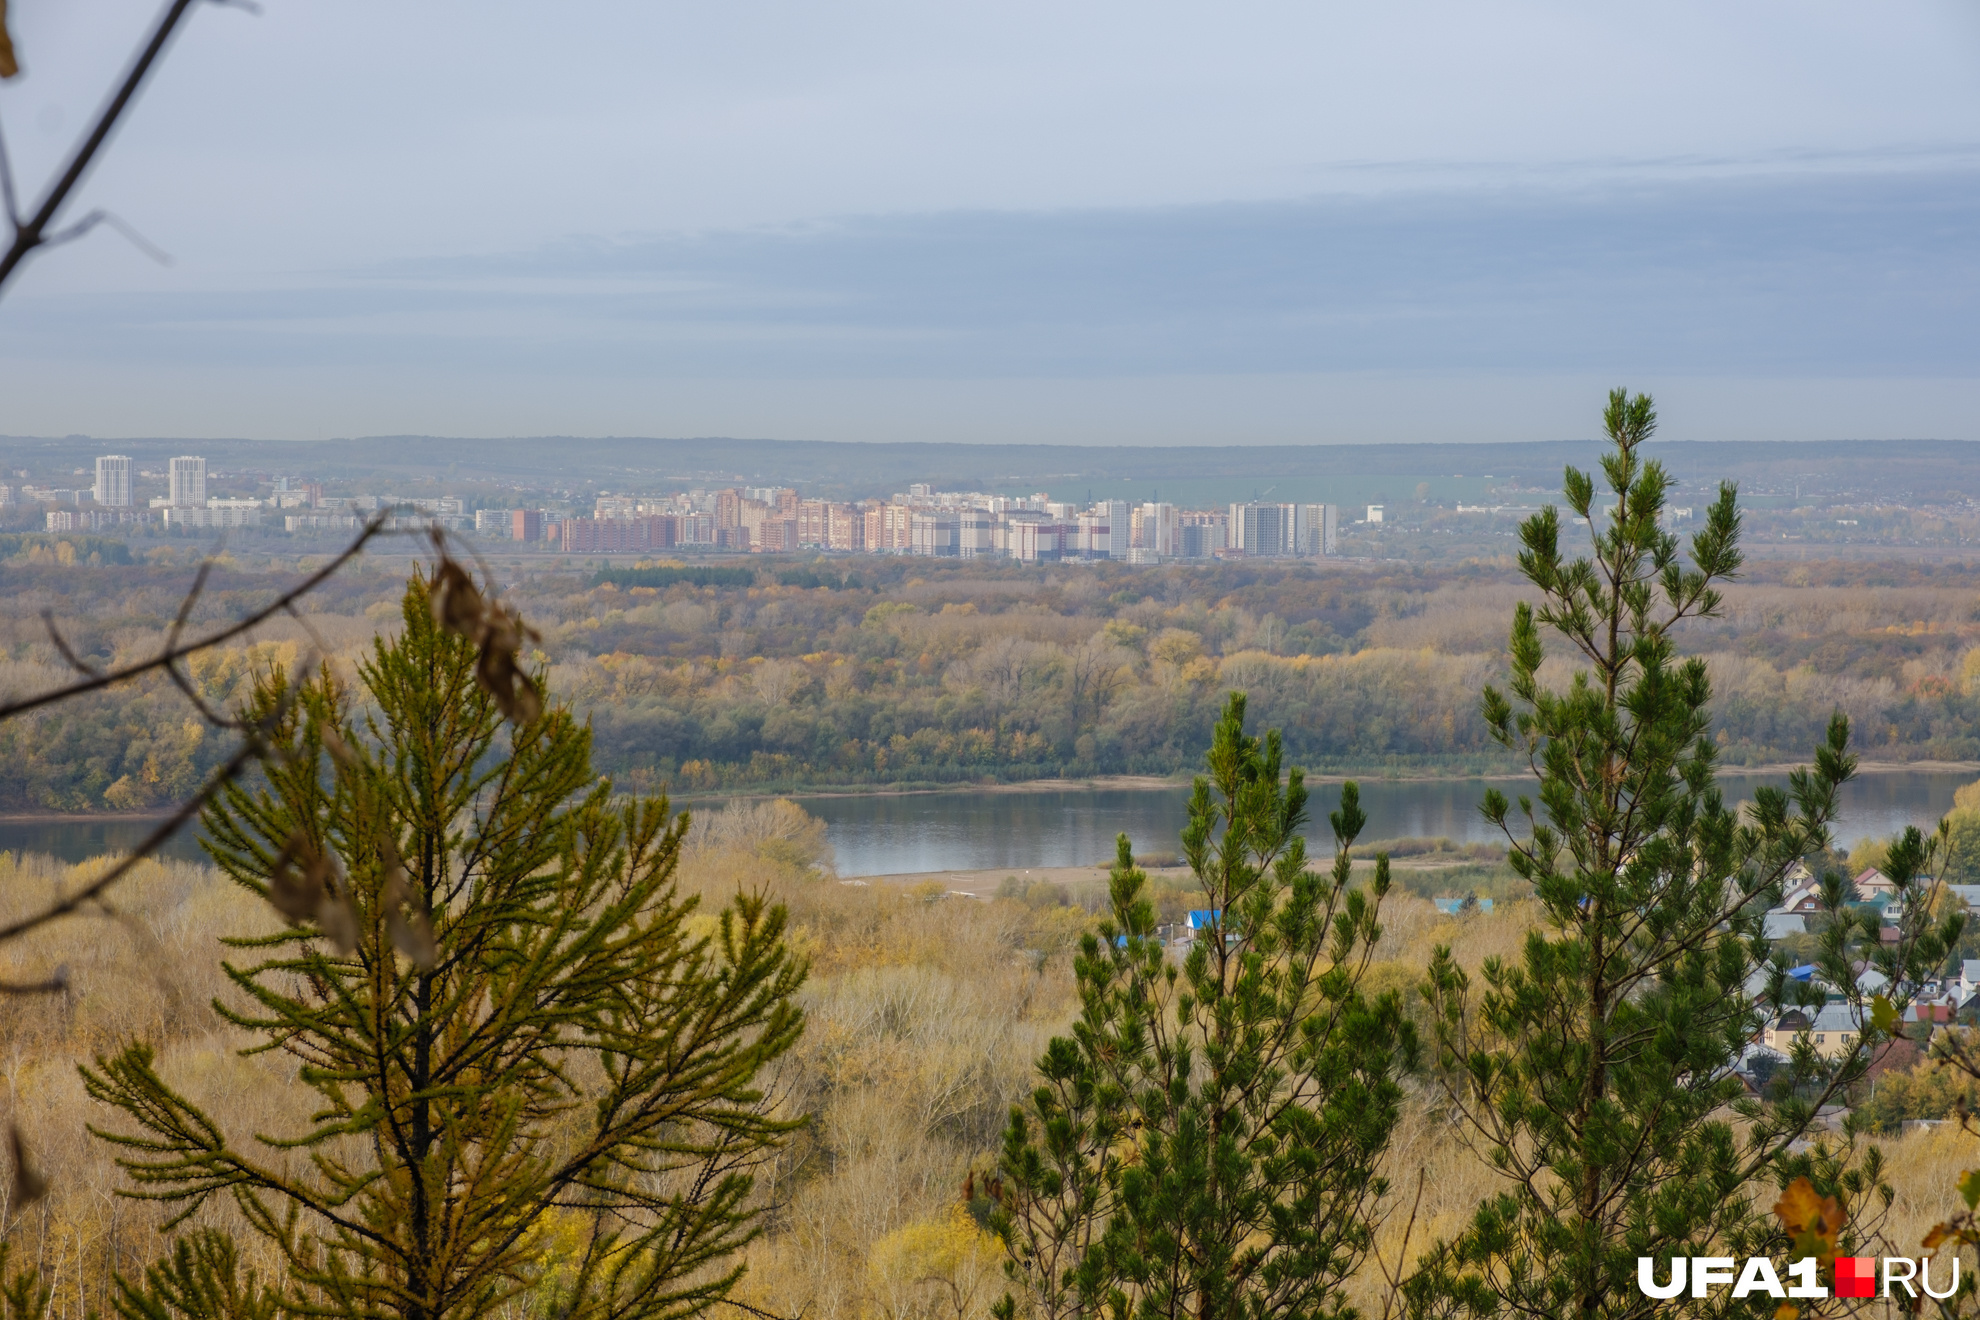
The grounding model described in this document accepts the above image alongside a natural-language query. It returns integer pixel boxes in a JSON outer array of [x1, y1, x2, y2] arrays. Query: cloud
[[6, 165, 1977, 387]]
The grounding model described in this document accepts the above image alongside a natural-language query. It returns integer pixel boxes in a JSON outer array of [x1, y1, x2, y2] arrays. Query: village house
[[1764, 1003, 1861, 1059]]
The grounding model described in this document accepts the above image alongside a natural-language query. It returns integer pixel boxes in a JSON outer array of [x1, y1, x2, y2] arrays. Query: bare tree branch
[[0, 117, 18, 227], [0, 511, 388, 721], [0, 672, 300, 949], [39, 610, 102, 679], [0, 516, 537, 983], [0, 0, 203, 298], [37, 209, 174, 265]]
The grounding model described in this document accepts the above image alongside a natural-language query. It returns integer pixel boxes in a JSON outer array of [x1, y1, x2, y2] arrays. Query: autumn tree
[[84, 572, 807, 1320], [994, 693, 1416, 1320], [1407, 391, 1959, 1320]]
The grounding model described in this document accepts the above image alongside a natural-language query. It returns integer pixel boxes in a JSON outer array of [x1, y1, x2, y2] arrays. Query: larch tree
[[84, 572, 807, 1320], [995, 693, 1417, 1320]]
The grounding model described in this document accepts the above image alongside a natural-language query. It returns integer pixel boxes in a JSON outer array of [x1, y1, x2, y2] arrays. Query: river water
[[798, 770, 1973, 876], [9, 770, 1967, 877]]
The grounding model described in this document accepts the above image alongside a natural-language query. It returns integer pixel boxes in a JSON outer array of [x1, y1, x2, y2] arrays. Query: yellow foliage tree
[[870, 1207, 1004, 1320]]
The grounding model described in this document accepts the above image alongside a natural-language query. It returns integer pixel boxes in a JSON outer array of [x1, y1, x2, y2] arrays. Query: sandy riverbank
[[5, 758, 1973, 825], [692, 759, 1980, 807], [849, 852, 1485, 895]]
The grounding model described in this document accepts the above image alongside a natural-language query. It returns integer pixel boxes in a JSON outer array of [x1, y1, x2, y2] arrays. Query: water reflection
[[792, 771, 1973, 877], [0, 818, 210, 866]]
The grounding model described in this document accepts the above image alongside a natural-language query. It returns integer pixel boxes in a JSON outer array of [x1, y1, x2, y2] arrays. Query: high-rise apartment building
[[797, 499, 831, 548], [1131, 502, 1179, 559], [737, 497, 773, 548], [909, 511, 959, 557], [1093, 500, 1129, 559], [94, 455, 132, 507], [865, 502, 913, 552], [958, 509, 995, 558], [1178, 516, 1223, 559], [168, 456, 207, 508], [1306, 504, 1338, 556], [1228, 502, 1290, 556], [1008, 520, 1072, 562], [1227, 502, 1338, 557], [1075, 511, 1110, 559], [826, 503, 864, 552]]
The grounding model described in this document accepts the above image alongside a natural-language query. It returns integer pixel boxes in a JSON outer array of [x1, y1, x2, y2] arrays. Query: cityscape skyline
[[34, 452, 1354, 561]]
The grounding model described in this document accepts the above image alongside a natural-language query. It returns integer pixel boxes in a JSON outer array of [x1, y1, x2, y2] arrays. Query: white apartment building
[[1132, 503, 1180, 559], [166, 501, 263, 529], [1094, 501, 1128, 559], [1305, 503, 1338, 556], [957, 509, 996, 558], [909, 511, 959, 557], [94, 455, 133, 507], [1075, 511, 1111, 559], [1008, 519, 1068, 563], [594, 496, 638, 519], [168, 456, 207, 508]]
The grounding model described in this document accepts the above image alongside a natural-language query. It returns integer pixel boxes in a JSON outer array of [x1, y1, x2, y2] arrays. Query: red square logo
[[1836, 1257, 1876, 1298]]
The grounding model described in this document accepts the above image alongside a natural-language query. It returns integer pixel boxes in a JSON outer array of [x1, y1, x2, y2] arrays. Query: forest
[[7, 419, 1980, 1320], [0, 820, 1971, 1320], [1, 543, 1979, 810]]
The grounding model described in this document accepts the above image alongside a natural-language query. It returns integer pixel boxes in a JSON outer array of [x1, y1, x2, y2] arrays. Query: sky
[[0, 0, 1977, 445]]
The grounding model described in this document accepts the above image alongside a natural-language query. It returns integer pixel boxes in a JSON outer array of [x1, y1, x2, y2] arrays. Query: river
[[5, 768, 1970, 877], [798, 770, 1974, 876]]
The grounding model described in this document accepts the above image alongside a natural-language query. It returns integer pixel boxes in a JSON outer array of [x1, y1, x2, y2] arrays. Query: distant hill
[[1, 434, 1973, 504]]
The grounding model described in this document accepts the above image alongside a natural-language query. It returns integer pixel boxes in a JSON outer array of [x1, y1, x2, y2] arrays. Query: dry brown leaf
[[386, 908, 437, 968], [428, 555, 543, 725], [0, 0, 18, 80], [376, 826, 406, 880], [380, 868, 438, 970], [476, 639, 542, 725], [315, 890, 359, 954], [267, 834, 358, 952], [430, 560, 486, 640], [10, 1126, 47, 1206], [320, 726, 359, 770], [266, 835, 326, 922]]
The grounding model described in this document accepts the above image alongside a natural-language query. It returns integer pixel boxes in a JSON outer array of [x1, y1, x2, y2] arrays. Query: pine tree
[[1406, 391, 1959, 1320], [84, 574, 807, 1320], [994, 693, 1416, 1320]]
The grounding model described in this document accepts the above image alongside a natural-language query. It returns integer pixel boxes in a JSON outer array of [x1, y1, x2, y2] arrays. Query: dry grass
[[1, 819, 1975, 1320], [0, 852, 304, 1320]]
